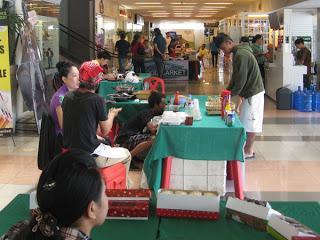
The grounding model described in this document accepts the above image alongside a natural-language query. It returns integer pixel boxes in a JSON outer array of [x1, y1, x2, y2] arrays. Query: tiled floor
[[1, 66, 320, 210]]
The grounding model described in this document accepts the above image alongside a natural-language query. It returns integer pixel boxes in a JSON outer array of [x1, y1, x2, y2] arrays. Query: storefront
[[265, 8, 318, 100]]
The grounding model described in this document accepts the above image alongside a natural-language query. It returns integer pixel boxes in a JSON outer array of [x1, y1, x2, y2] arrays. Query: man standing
[[210, 37, 219, 67], [295, 38, 312, 89], [165, 32, 171, 54], [115, 32, 130, 73], [153, 28, 166, 78], [46, 48, 54, 68], [62, 61, 131, 185], [215, 33, 265, 159]]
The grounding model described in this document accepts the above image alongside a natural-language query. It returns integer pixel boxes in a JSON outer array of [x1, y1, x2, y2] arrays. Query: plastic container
[[220, 90, 231, 118], [310, 85, 317, 111], [302, 88, 312, 112], [315, 92, 320, 112], [293, 86, 303, 111], [276, 87, 292, 110]]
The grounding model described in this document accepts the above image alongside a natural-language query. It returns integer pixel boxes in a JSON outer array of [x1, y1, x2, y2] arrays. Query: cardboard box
[[156, 189, 220, 220], [267, 215, 320, 240], [226, 197, 281, 231], [106, 189, 151, 220]]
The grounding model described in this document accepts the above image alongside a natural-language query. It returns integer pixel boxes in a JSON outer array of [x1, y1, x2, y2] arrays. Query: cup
[[185, 115, 194, 126]]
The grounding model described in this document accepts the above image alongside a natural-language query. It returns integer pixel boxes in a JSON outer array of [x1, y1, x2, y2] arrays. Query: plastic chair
[[143, 77, 166, 94]]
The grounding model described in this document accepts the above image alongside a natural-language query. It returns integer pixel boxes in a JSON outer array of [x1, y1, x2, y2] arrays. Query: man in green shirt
[[215, 33, 265, 159]]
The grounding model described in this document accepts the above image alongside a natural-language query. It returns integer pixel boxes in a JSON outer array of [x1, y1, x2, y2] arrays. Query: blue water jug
[[312, 89, 317, 111], [302, 88, 312, 112], [315, 92, 320, 112], [293, 86, 303, 111]]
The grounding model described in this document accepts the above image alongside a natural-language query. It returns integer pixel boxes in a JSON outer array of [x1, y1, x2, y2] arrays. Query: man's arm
[[229, 54, 248, 96], [147, 122, 157, 135], [99, 108, 122, 137]]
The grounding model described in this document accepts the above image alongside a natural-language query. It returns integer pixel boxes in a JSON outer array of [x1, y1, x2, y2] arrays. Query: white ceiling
[[119, 0, 256, 21]]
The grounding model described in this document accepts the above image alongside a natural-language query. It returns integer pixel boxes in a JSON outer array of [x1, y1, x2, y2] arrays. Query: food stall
[[144, 58, 189, 81]]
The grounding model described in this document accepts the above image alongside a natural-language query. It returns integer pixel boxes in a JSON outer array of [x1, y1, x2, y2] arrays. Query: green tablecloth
[[0, 194, 159, 240], [144, 95, 246, 192], [158, 201, 320, 240], [1, 195, 319, 240], [106, 100, 149, 125], [98, 80, 143, 99]]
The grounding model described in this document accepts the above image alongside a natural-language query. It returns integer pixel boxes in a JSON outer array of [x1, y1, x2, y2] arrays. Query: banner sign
[[0, 11, 13, 136], [145, 59, 189, 81]]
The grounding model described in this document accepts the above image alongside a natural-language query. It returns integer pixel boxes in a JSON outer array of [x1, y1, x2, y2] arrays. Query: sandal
[[245, 152, 256, 159]]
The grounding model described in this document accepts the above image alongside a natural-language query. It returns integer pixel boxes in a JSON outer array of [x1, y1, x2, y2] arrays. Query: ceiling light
[[248, 14, 269, 18], [170, 2, 197, 4], [139, 6, 164, 8], [204, 2, 233, 5], [135, 2, 161, 4], [202, 6, 226, 9]]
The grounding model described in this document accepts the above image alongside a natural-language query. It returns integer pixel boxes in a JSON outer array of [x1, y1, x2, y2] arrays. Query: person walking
[[153, 28, 166, 78], [215, 33, 265, 159], [46, 48, 54, 69], [210, 37, 219, 67], [251, 34, 266, 86], [115, 32, 130, 73], [131, 34, 146, 73]]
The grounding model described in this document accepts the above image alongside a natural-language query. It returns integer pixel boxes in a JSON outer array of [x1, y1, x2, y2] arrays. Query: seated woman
[[116, 91, 166, 166], [1, 149, 108, 240], [50, 61, 79, 137]]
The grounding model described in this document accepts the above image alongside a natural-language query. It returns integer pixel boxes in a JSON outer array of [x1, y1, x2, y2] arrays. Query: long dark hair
[[131, 34, 140, 47], [12, 149, 103, 240]]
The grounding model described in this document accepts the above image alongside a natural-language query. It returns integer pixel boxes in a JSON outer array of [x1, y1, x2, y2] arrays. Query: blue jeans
[[118, 57, 126, 73]]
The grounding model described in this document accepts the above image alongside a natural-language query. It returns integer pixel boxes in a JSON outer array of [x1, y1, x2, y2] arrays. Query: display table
[[1, 195, 319, 240], [143, 96, 246, 197], [158, 201, 320, 240], [0, 194, 160, 240], [144, 58, 189, 81], [98, 80, 143, 99], [106, 100, 149, 125]]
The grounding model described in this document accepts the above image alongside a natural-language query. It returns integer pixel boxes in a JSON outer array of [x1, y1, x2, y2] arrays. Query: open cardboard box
[[267, 214, 320, 240], [226, 197, 281, 231], [156, 189, 220, 220]]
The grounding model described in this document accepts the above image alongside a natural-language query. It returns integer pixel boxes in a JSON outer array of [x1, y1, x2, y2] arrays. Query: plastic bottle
[[293, 86, 303, 111], [302, 88, 312, 112], [174, 91, 180, 105], [311, 85, 317, 111], [315, 92, 320, 112]]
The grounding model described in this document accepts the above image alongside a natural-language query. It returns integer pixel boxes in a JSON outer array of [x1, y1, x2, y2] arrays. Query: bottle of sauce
[[174, 91, 180, 105]]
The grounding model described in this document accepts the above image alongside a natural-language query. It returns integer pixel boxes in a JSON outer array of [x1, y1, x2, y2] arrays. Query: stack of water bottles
[[293, 84, 320, 112]]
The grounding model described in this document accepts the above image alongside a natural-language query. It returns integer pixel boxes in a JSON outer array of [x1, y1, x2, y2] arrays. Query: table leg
[[227, 161, 234, 180], [161, 157, 173, 189], [230, 161, 244, 200]]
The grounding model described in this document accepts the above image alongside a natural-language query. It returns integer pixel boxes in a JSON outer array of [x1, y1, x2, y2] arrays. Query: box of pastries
[[226, 197, 281, 231], [267, 214, 320, 240], [156, 189, 220, 220], [106, 189, 151, 220]]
